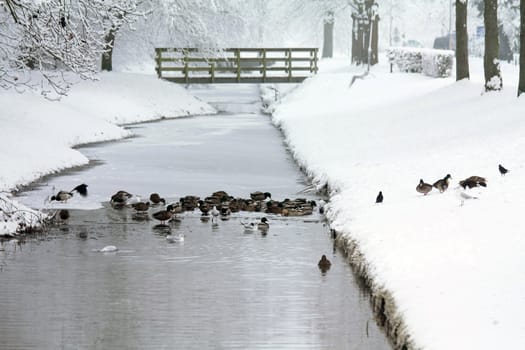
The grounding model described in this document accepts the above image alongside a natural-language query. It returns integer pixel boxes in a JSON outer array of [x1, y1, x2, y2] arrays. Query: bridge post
[[184, 54, 189, 85], [262, 49, 267, 83], [210, 62, 215, 83], [155, 48, 162, 78], [287, 49, 292, 82], [236, 49, 241, 83]]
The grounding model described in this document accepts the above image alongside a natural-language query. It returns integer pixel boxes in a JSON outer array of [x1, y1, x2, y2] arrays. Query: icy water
[[3, 85, 391, 349]]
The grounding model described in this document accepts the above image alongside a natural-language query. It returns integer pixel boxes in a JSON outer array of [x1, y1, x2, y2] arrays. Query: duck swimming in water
[[257, 217, 269, 231], [318, 254, 331, 272], [416, 179, 433, 195]]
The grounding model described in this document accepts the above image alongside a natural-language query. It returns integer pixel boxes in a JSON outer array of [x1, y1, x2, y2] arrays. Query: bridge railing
[[155, 48, 319, 84]]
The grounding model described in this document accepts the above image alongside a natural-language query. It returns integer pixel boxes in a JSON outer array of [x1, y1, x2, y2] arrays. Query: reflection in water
[[0, 208, 390, 349]]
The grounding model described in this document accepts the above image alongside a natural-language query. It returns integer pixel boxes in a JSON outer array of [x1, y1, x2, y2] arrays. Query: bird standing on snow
[[459, 176, 487, 189], [499, 164, 509, 176], [375, 191, 383, 203], [433, 174, 452, 193], [416, 179, 433, 195], [50, 184, 88, 202]]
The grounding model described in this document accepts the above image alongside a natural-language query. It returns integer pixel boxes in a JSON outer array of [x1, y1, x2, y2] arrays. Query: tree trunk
[[519, 0, 525, 96], [101, 28, 116, 72], [322, 11, 334, 58], [371, 15, 379, 65], [484, 0, 502, 91], [351, 14, 359, 64], [456, 0, 470, 80]]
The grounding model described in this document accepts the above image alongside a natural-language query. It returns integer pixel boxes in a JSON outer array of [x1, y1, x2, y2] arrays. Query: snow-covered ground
[[270, 57, 525, 349], [0, 72, 216, 235]]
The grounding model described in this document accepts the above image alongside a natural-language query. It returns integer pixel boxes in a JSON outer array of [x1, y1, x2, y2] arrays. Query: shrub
[[388, 47, 454, 78]]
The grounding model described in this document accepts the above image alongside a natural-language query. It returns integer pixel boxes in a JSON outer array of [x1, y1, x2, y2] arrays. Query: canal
[[2, 84, 391, 349]]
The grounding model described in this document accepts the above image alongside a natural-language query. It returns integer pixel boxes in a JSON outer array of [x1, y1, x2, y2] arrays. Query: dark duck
[[416, 179, 433, 195], [318, 254, 332, 272], [498, 164, 509, 176], [433, 174, 452, 193], [50, 184, 88, 202], [459, 176, 487, 189]]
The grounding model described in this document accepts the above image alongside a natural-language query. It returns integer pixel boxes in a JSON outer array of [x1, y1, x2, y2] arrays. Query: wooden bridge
[[155, 48, 318, 84]]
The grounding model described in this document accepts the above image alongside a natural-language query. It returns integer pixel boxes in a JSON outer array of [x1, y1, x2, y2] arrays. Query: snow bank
[[0, 72, 216, 193], [272, 57, 525, 349]]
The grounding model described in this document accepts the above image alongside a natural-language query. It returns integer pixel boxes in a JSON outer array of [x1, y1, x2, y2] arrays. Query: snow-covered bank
[[0, 72, 216, 193], [270, 57, 525, 349], [0, 72, 215, 235]]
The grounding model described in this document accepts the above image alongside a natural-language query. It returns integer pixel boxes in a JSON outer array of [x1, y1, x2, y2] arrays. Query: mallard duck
[[150, 193, 166, 205], [375, 191, 383, 203], [220, 207, 231, 220], [152, 204, 174, 225], [132, 201, 150, 212], [250, 191, 271, 201], [257, 217, 269, 230], [416, 179, 433, 195], [499, 164, 509, 176], [433, 174, 452, 193], [50, 184, 88, 202], [459, 176, 487, 189], [318, 254, 331, 271], [198, 200, 210, 215], [110, 190, 133, 207]]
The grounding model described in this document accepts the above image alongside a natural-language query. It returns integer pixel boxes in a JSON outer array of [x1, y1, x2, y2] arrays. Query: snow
[[0, 72, 215, 233], [271, 57, 525, 349], [0, 72, 216, 193]]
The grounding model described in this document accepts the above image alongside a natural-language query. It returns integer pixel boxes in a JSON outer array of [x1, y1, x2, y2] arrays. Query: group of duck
[[107, 189, 321, 231], [375, 164, 509, 203]]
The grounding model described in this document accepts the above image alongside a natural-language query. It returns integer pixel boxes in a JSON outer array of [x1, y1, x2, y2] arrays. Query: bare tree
[[518, 0, 525, 96], [484, 0, 503, 91], [456, 0, 470, 80]]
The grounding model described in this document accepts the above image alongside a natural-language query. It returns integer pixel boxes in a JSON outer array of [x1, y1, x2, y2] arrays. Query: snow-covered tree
[[484, 0, 503, 91], [456, 0, 470, 80], [518, 0, 525, 96]]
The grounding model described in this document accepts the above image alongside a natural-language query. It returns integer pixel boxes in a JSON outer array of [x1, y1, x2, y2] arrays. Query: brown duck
[[416, 179, 433, 195], [459, 176, 487, 189], [433, 174, 452, 193]]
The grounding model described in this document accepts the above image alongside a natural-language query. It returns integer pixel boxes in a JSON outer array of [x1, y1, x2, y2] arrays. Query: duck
[[375, 191, 383, 203], [58, 209, 70, 221], [498, 164, 509, 176], [433, 174, 452, 193], [257, 217, 269, 230], [132, 201, 150, 212], [198, 200, 210, 215], [416, 179, 433, 195], [250, 191, 272, 201], [152, 204, 174, 225], [459, 176, 487, 189], [220, 206, 231, 220], [149, 193, 166, 206], [50, 183, 88, 202], [166, 233, 185, 243], [240, 221, 257, 232], [110, 190, 133, 207], [318, 254, 331, 271]]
